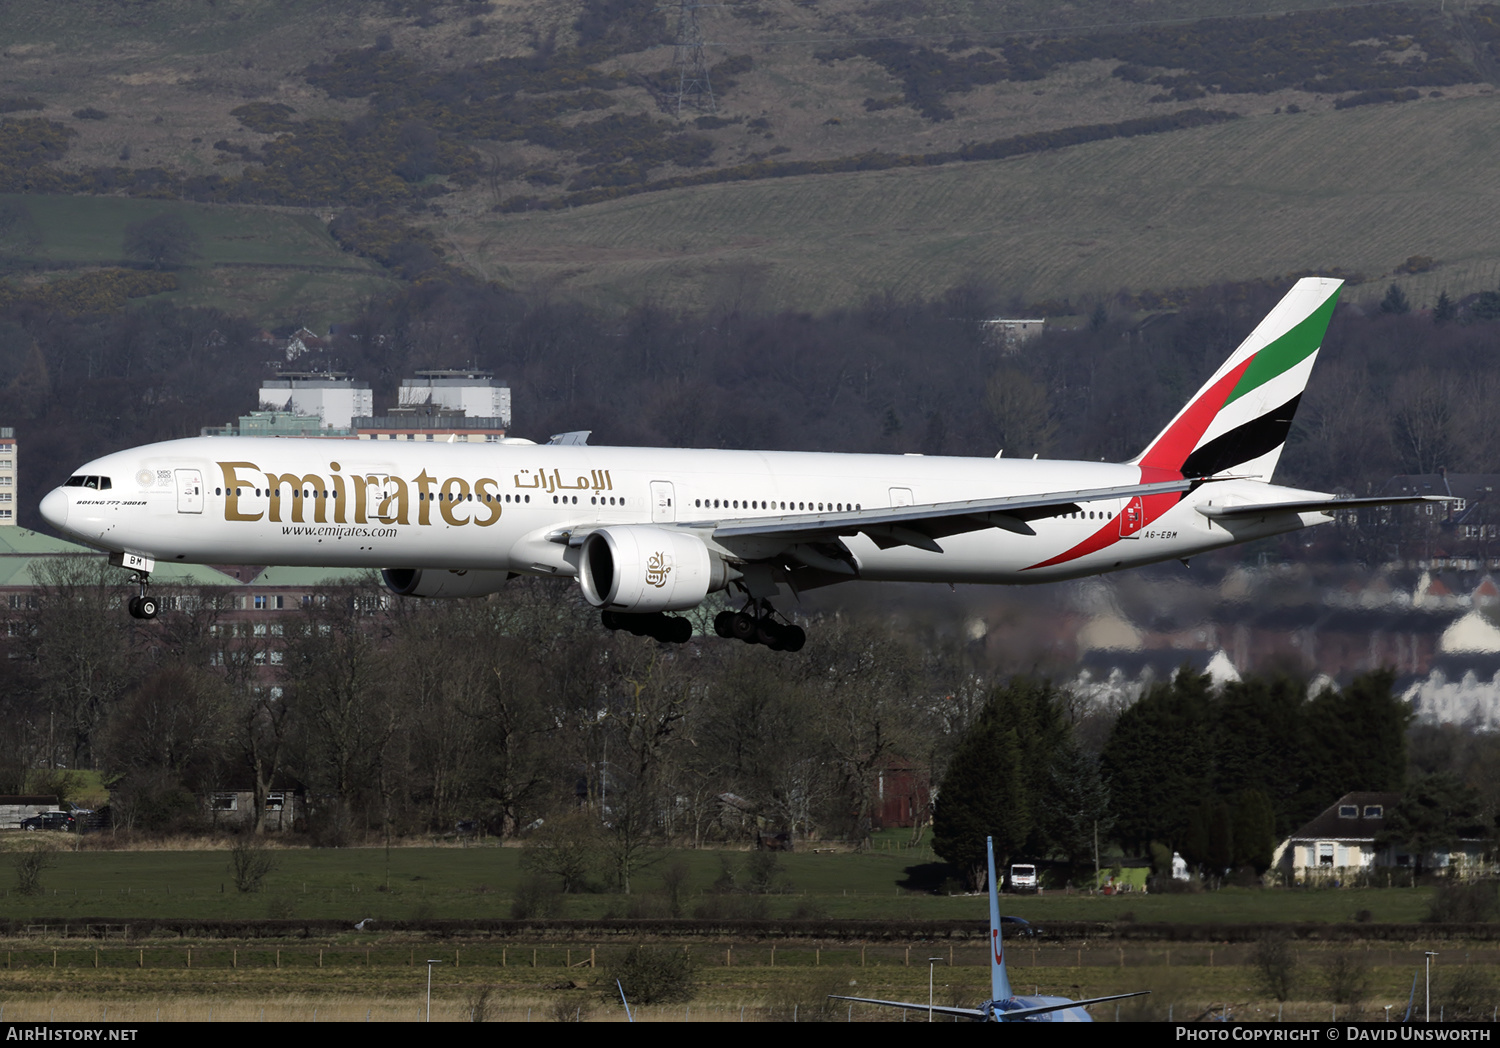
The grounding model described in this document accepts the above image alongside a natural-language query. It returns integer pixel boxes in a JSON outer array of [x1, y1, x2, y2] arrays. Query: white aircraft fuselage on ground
[[38, 278, 1435, 647]]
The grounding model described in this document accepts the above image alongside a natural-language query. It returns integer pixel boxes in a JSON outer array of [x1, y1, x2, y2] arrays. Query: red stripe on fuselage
[[1023, 467, 1185, 571], [1024, 358, 1250, 571]]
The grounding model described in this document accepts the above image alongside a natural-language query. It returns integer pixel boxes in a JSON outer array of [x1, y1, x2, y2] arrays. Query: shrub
[[1324, 951, 1371, 1012], [228, 837, 278, 893], [12, 840, 53, 896], [511, 874, 564, 919], [1425, 881, 1499, 923], [606, 946, 694, 1005], [1437, 966, 1494, 1022], [1251, 933, 1298, 1002]]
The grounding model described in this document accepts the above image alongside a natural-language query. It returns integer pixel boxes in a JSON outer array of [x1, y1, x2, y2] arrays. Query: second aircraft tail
[[988, 836, 1012, 1002]]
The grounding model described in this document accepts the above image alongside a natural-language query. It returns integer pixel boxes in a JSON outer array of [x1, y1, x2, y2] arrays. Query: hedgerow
[[0, 268, 177, 315]]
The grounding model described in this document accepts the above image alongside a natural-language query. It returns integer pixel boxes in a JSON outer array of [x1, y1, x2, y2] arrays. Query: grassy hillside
[[1, 0, 1496, 315], [0, 194, 396, 328], [457, 94, 1500, 311]]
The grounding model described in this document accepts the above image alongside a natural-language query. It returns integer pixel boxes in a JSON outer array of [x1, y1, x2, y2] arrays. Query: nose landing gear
[[713, 601, 805, 652]]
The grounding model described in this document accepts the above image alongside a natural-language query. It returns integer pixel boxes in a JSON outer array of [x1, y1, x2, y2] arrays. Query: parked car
[[20, 811, 75, 832]]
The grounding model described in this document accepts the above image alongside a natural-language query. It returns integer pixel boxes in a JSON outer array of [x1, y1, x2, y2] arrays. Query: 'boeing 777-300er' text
[[39, 278, 1437, 651]]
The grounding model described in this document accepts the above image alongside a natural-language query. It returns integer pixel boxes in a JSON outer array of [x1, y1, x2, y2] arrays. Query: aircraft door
[[175, 469, 203, 514], [889, 487, 913, 507], [367, 474, 396, 522], [650, 481, 675, 523], [1119, 496, 1144, 538]]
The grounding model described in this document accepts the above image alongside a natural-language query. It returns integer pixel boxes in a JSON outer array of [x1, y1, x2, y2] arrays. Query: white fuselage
[[40, 436, 1331, 587]]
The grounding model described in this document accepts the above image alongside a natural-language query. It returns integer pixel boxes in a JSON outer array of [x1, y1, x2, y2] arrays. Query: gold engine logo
[[645, 551, 672, 588]]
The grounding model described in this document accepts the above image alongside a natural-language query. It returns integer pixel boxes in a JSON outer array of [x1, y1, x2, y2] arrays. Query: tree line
[[10, 554, 1475, 885], [1, 560, 981, 854], [933, 670, 1491, 888]]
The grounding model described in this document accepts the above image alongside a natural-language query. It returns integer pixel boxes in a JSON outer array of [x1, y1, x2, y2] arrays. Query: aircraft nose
[[39, 487, 68, 530]]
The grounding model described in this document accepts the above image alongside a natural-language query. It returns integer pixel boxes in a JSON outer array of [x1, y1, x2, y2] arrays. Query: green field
[[1, 194, 397, 327], [0, 839, 1482, 1022], [458, 95, 1500, 313], [0, 839, 1437, 925]]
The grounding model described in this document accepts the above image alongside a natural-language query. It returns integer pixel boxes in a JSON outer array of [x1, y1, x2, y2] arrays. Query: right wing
[[827, 995, 986, 1020]]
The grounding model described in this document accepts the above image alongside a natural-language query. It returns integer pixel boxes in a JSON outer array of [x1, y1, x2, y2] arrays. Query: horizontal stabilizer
[[1197, 494, 1453, 520]]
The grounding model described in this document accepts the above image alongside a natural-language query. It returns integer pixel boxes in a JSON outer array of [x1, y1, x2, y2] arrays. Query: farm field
[[457, 95, 1500, 314], [0, 840, 1436, 924]]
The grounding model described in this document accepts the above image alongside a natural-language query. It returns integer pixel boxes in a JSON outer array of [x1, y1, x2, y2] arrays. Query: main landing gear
[[601, 610, 693, 644], [126, 573, 158, 620], [714, 601, 806, 652]]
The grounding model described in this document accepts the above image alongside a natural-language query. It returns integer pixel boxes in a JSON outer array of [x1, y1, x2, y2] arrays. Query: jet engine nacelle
[[577, 526, 727, 613], [381, 568, 512, 599]]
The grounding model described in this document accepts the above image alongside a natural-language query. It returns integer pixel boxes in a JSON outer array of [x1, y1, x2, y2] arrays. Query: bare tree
[[27, 557, 136, 769]]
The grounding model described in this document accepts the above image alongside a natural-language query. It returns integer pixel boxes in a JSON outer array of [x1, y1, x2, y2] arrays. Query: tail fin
[[988, 836, 1012, 1002], [1132, 277, 1343, 480]]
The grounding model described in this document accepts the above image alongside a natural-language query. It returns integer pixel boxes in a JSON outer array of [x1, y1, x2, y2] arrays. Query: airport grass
[[0, 835, 1435, 925], [0, 943, 1480, 1022], [0, 832, 1479, 1022], [458, 95, 1500, 313]]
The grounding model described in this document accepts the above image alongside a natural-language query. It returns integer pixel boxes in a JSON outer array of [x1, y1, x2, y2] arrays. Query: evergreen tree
[[1182, 795, 1234, 874], [931, 678, 1069, 889], [1300, 671, 1410, 825], [1380, 282, 1411, 315], [1378, 773, 1486, 877], [1040, 742, 1112, 869], [1213, 676, 1311, 836], [1099, 670, 1214, 854], [1433, 290, 1456, 326], [1232, 788, 1278, 873]]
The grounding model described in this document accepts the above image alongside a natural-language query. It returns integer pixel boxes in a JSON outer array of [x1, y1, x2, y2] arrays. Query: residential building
[[1273, 791, 1488, 882], [0, 427, 16, 527]]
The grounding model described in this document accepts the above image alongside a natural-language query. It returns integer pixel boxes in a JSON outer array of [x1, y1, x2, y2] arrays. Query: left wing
[[691, 477, 1201, 554], [996, 991, 1151, 1021]]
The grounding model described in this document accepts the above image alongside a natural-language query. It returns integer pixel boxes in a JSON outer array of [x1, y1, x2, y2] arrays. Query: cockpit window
[[63, 475, 111, 490]]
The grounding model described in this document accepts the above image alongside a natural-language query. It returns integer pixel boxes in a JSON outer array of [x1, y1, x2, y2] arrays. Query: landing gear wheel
[[723, 597, 807, 652], [666, 616, 693, 644], [731, 612, 758, 643], [126, 571, 157, 620], [757, 622, 785, 650], [601, 610, 622, 631]]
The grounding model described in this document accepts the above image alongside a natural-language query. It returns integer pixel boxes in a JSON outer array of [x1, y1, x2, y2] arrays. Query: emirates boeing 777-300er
[[39, 278, 1435, 651]]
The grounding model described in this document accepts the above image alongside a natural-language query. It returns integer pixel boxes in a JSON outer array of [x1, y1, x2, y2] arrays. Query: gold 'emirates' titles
[[217, 460, 505, 528]]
